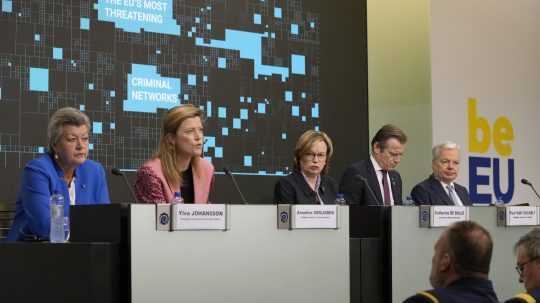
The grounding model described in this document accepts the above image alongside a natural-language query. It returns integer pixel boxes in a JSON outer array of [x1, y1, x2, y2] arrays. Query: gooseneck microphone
[[111, 168, 138, 203], [521, 178, 540, 200], [355, 175, 382, 205], [223, 167, 248, 204]]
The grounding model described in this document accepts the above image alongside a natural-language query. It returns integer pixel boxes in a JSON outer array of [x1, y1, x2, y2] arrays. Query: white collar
[[370, 155, 383, 172]]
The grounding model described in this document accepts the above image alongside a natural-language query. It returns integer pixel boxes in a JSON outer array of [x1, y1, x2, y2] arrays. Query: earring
[[54, 154, 59, 160]]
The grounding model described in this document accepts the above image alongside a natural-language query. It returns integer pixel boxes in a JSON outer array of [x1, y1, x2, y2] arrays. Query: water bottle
[[335, 193, 347, 206], [494, 196, 505, 207], [50, 192, 65, 243], [404, 196, 415, 206], [172, 191, 184, 204]]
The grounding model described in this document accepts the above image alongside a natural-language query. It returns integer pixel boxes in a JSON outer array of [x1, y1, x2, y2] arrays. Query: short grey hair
[[48, 107, 91, 151], [515, 228, 540, 259], [432, 141, 460, 161]]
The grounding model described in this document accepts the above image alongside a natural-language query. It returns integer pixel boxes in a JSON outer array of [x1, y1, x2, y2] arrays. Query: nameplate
[[291, 205, 338, 229], [497, 206, 539, 226], [419, 206, 469, 228], [171, 204, 227, 230]]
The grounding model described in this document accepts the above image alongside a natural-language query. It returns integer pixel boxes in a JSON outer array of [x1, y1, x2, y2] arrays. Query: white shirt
[[68, 177, 76, 205], [301, 172, 324, 205], [439, 180, 463, 206], [370, 155, 394, 205]]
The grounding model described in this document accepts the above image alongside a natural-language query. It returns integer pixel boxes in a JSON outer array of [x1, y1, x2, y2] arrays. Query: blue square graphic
[[38, 146, 44, 153], [218, 57, 226, 69], [291, 24, 299, 35], [110, 123, 116, 130], [222, 127, 229, 136], [214, 147, 223, 158], [281, 133, 287, 140], [89, 143, 94, 150], [93, 122, 103, 134], [274, 7, 282, 18], [188, 74, 196, 86], [285, 91, 293, 102], [206, 23, 211, 30], [240, 109, 248, 120], [206, 101, 212, 117], [203, 75, 208, 82], [80, 18, 90, 30], [233, 118, 241, 129], [29, 67, 48, 92], [2, 0, 13, 13], [253, 13, 261, 24], [34, 34, 40, 41], [257, 103, 266, 114], [195, 17, 200, 23], [88, 83, 94, 90], [312, 103, 319, 118], [79, 104, 85, 111], [310, 21, 315, 28], [218, 107, 227, 118], [53, 47, 62, 60], [244, 155, 252, 167], [291, 54, 306, 75], [292, 106, 300, 117]]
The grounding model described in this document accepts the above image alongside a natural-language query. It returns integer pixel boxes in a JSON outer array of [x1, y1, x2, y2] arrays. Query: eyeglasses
[[304, 152, 327, 161], [516, 257, 538, 275]]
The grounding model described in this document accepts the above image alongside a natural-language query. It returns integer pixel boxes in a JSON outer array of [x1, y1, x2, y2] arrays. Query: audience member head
[[432, 141, 461, 184], [370, 124, 407, 171], [293, 130, 333, 177], [157, 104, 205, 186], [429, 221, 493, 288], [514, 228, 540, 293]]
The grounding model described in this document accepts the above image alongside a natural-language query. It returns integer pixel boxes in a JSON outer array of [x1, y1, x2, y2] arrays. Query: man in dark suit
[[411, 141, 472, 206], [504, 228, 540, 303], [403, 221, 499, 303], [339, 124, 407, 205]]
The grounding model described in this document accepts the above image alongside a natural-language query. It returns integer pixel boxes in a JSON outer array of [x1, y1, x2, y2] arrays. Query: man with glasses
[[403, 221, 499, 303], [339, 124, 407, 205], [504, 228, 540, 303], [411, 141, 472, 205]]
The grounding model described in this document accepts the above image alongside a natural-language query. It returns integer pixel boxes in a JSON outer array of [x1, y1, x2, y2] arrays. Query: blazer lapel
[[366, 161, 383, 205], [429, 176, 453, 205]]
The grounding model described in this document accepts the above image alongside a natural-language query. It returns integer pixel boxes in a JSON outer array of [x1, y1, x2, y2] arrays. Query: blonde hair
[[156, 104, 205, 187], [293, 130, 334, 174], [48, 107, 90, 151]]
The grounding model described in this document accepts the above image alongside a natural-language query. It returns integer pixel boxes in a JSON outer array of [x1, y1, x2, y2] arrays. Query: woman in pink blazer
[[135, 105, 214, 203]]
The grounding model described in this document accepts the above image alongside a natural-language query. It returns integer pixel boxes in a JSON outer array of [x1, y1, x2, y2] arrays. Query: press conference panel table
[[0, 242, 121, 303], [130, 204, 350, 303]]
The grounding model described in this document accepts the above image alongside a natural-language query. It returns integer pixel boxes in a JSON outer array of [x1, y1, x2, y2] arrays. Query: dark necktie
[[382, 170, 391, 205]]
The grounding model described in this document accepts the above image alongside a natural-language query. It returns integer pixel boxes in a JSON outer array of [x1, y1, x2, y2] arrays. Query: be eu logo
[[468, 98, 515, 203]]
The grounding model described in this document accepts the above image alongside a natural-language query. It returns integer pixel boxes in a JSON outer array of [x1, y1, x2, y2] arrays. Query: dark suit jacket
[[339, 159, 402, 205], [411, 174, 472, 206], [273, 170, 338, 204]]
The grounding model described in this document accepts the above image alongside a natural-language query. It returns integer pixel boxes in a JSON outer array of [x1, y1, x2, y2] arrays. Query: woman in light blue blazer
[[7, 107, 110, 241]]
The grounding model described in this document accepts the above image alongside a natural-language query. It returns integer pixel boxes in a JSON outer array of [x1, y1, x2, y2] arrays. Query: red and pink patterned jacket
[[134, 157, 214, 203]]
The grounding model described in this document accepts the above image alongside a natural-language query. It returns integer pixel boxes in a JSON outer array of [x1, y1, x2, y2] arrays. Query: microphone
[[355, 174, 382, 205], [521, 178, 540, 200], [223, 167, 248, 204], [111, 168, 138, 203]]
